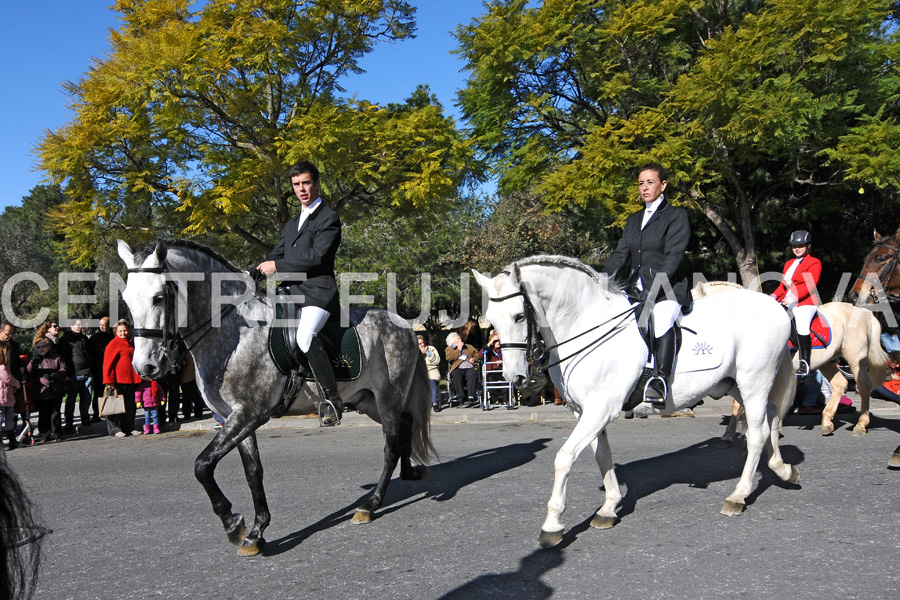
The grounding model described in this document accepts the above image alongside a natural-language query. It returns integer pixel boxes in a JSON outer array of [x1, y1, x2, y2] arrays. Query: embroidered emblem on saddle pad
[[268, 302, 362, 380], [788, 312, 832, 350]]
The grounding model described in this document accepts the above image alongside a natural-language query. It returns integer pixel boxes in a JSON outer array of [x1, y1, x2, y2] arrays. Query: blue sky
[[0, 1, 491, 210]]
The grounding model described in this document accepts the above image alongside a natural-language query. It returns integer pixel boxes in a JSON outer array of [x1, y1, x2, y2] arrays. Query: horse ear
[[116, 239, 136, 269], [472, 270, 494, 293], [874, 228, 883, 242], [153, 239, 168, 265], [509, 263, 521, 286]]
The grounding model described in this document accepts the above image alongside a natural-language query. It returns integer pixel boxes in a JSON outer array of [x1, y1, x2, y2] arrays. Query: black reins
[[490, 282, 637, 376]]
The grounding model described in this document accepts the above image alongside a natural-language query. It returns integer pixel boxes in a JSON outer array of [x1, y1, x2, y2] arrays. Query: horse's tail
[[772, 347, 798, 420], [408, 354, 438, 464], [864, 311, 889, 390]]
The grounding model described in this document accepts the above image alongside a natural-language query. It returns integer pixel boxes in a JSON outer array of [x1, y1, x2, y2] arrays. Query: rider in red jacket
[[770, 230, 822, 376]]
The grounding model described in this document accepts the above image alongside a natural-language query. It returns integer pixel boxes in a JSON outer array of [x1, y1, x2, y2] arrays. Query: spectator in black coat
[[59, 319, 94, 432]]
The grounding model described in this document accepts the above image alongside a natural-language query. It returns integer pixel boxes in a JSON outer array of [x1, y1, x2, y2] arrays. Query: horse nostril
[[848, 291, 858, 303]]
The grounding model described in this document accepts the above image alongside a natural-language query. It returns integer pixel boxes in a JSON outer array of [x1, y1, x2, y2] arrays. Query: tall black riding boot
[[645, 329, 677, 406], [305, 334, 344, 426], [6, 431, 17, 450], [796, 334, 812, 377]]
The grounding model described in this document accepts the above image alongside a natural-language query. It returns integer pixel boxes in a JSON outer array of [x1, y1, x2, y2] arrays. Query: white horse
[[474, 256, 799, 548]]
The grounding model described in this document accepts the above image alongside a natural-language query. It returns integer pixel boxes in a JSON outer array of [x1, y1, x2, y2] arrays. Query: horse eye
[[513, 313, 526, 324], [152, 293, 165, 304], [877, 255, 890, 263]]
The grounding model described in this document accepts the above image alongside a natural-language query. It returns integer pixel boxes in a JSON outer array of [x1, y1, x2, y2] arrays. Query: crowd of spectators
[[0, 318, 209, 449]]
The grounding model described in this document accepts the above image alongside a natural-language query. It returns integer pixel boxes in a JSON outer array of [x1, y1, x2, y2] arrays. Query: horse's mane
[[134, 238, 243, 273], [510, 255, 625, 297]]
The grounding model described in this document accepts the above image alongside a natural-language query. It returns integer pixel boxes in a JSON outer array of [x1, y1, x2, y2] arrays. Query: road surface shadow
[[264, 437, 552, 556]]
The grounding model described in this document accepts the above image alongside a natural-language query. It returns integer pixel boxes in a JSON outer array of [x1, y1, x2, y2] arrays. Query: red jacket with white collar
[[772, 255, 822, 306]]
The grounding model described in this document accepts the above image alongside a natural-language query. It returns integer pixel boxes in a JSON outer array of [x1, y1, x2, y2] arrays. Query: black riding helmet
[[790, 230, 811, 246]]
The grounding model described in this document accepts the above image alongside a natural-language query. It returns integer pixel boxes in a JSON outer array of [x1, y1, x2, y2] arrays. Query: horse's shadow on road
[[611, 437, 805, 520], [433, 438, 805, 598], [264, 437, 553, 556]]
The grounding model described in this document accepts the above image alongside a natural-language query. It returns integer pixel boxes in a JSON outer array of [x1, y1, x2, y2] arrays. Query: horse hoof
[[720, 501, 745, 516], [401, 465, 430, 481], [238, 538, 265, 556], [788, 466, 801, 485], [590, 514, 618, 530], [821, 422, 834, 436], [851, 427, 867, 438], [352, 508, 374, 524], [225, 515, 246, 546], [715, 439, 733, 449], [888, 453, 900, 468], [538, 529, 563, 548]]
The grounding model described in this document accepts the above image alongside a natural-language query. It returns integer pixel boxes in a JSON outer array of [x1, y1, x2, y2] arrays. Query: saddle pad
[[674, 330, 724, 374], [268, 303, 362, 380], [788, 312, 832, 350]]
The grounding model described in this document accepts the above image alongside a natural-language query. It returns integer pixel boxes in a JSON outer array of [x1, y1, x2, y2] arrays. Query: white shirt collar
[[644, 195, 664, 215], [297, 198, 322, 230]]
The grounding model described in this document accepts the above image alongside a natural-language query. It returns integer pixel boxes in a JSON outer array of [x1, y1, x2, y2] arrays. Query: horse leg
[[819, 363, 842, 436], [764, 402, 800, 485], [718, 399, 743, 449], [194, 410, 268, 554], [235, 433, 271, 556], [850, 360, 872, 437], [352, 414, 404, 524], [588, 429, 621, 530], [722, 400, 770, 516], [539, 412, 608, 548]]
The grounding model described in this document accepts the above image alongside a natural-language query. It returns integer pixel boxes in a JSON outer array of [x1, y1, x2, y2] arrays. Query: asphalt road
[[6, 397, 900, 600]]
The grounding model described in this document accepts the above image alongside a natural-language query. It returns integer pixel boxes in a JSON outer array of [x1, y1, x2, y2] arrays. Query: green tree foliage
[[39, 0, 476, 265], [0, 186, 67, 327], [457, 0, 900, 287], [461, 189, 613, 272]]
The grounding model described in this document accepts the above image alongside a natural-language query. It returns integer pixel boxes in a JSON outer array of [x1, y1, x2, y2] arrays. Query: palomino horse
[[116, 240, 435, 555], [695, 283, 889, 439], [474, 256, 799, 548]]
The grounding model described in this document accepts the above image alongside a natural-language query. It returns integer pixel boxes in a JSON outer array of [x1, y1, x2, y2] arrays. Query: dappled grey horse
[[117, 239, 435, 555]]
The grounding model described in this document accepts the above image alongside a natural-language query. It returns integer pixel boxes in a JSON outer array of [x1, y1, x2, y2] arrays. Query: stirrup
[[318, 398, 342, 427], [643, 376, 668, 406], [795, 360, 810, 378]]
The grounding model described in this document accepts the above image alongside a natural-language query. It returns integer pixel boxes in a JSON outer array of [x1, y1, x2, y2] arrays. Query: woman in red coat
[[102, 320, 143, 438], [770, 230, 822, 376]]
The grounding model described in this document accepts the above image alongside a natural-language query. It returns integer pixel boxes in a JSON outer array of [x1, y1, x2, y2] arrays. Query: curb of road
[[167, 391, 899, 432]]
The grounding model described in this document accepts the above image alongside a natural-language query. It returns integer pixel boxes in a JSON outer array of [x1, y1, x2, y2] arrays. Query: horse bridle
[[489, 279, 637, 379], [126, 265, 237, 374], [855, 237, 900, 305]]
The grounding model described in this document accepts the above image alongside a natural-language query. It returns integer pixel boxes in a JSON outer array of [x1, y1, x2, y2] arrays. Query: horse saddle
[[789, 311, 832, 350], [267, 292, 362, 381]]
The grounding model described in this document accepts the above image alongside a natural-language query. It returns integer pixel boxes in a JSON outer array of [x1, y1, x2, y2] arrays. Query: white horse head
[[117, 239, 171, 379], [473, 264, 533, 389]]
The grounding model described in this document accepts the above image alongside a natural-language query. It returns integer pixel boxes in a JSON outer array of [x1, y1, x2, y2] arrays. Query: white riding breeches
[[652, 300, 681, 338], [296, 306, 330, 353], [791, 304, 817, 336]]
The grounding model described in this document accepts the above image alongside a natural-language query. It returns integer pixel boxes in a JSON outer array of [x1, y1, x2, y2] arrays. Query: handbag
[[99, 385, 126, 418]]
